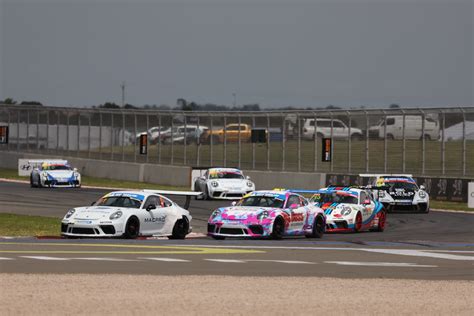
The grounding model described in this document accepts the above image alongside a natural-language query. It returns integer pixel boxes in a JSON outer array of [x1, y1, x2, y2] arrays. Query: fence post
[[99, 111, 103, 159], [238, 114, 241, 169], [36, 110, 40, 152], [281, 113, 286, 171], [297, 113, 301, 172], [88, 111, 91, 158], [170, 116, 174, 165], [402, 110, 406, 173], [210, 115, 214, 166], [420, 109, 425, 175], [56, 111, 59, 154], [46, 110, 49, 153], [145, 113, 149, 163], [223, 115, 227, 167], [183, 114, 187, 165], [133, 113, 137, 163], [107, 112, 112, 160], [26, 109, 30, 151], [196, 115, 200, 166], [252, 116, 255, 169], [121, 111, 125, 161], [461, 108, 466, 176], [347, 111, 351, 173], [313, 113, 318, 172], [266, 114, 270, 170], [77, 111, 80, 157], [441, 110, 445, 175], [17, 109, 20, 152], [157, 114, 162, 164], [330, 112, 334, 173], [365, 111, 369, 172], [66, 110, 70, 154], [382, 110, 387, 173]]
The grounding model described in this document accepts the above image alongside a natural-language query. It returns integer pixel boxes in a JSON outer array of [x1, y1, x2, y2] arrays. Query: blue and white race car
[[308, 186, 386, 233], [30, 160, 81, 188]]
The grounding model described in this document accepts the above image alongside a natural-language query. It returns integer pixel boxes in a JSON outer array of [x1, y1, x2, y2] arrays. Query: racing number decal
[[290, 213, 304, 223]]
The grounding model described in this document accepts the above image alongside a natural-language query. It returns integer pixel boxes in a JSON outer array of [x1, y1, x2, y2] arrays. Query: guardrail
[[0, 105, 473, 177]]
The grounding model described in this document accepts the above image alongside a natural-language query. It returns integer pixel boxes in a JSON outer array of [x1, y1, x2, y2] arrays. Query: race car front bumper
[[61, 220, 123, 237], [43, 179, 81, 187], [207, 222, 267, 238], [209, 189, 253, 200]]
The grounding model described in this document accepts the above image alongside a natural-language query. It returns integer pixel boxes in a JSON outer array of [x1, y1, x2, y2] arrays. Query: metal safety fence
[[0, 105, 473, 177]]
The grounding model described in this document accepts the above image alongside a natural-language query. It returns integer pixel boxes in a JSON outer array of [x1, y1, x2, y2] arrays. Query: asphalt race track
[[0, 180, 473, 280]]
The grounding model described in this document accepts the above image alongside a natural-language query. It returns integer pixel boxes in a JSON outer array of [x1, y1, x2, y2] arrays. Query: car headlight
[[211, 181, 219, 187], [109, 211, 123, 220], [247, 181, 254, 187], [257, 210, 269, 220], [211, 210, 221, 219], [65, 209, 75, 219], [419, 191, 426, 198], [341, 207, 352, 216]]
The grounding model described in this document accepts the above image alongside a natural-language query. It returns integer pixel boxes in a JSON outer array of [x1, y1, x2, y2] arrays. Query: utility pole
[[232, 93, 236, 108], [121, 81, 126, 107]]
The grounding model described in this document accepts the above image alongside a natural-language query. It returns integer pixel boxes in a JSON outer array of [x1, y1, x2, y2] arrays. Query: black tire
[[270, 217, 285, 240], [422, 134, 431, 141], [194, 182, 203, 200], [370, 210, 386, 232], [123, 216, 140, 239], [351, 134, 363, 141], [386, 134, 395, 140], [203, 186, 210, 200], [353, 212, 363, 233], [30, 175, 35, 188], [306, 214, 325, 238], [211, 235, 225, 240], [37, 175, 43, 188], [169, 217, 188, 239]]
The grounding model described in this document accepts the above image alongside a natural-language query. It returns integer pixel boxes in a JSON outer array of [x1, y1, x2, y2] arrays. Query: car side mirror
[[231, 201, 237, 206], [420, 185, 425, 191], [289, 203, 299, 210], [246, 176, 250, 180], [146, 205, 157, 211], [363, 199, 371, 205], [73, 168, 78, 172]]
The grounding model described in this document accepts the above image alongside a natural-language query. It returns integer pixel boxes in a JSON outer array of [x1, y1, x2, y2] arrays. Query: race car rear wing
[[359, 174, 413, 178], [18, 159, 69, 176], [142, 190, 202, 210]]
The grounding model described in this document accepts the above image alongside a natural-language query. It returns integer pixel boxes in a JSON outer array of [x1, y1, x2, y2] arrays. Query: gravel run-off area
[[1, 274, 473, 315]]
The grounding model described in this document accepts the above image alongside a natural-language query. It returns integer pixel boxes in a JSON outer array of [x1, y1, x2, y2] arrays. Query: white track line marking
[[141, 257, 191, 262], [363, 249, 474, 261], [20, 256, 70, 261], [72, 257, 139, 262], [248, 260, 316, 264], [205, 259, 246, 263], [0, 257, 14, 260], [325, 261, 437, 267]]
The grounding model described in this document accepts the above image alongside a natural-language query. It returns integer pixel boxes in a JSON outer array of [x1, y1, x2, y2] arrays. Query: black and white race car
[[360, 174, 430, 213]]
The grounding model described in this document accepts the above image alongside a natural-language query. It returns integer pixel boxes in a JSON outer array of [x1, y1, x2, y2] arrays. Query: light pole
[[232, 93, 236, 108], [121, 81, 126, 107]]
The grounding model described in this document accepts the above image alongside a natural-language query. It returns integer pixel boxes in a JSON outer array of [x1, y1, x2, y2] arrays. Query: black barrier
[[139, 134, 147, 155], [325, 174, 474, 203], [0, 126, 8, 144], [251, 129, 267, 143], [321, 138, 332, 162]]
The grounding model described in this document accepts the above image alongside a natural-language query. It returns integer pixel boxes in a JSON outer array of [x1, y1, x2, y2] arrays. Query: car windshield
[[385, 181, 418, 191], [42, 165, 71, 171], [237, 196, 284, 208], [95, 196, 142, 208], [209, 171, 244, 179], [312, 192, 358, 204]]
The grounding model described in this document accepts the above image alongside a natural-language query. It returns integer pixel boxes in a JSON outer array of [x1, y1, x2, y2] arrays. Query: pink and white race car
[[207, 190, 325, 240]]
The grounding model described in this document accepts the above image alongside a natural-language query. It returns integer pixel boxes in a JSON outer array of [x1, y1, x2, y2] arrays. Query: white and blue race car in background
[[30, 160, 81, 188]]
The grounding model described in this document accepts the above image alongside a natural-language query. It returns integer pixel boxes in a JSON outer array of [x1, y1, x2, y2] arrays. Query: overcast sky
[[0, 0, 472, 108]]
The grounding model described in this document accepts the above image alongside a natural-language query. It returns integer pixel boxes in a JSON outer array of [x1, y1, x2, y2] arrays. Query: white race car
[[308, 186, 386, 232], [193, 168, 255, 200], [360, 174, 430, 213], [61, 190, 201, 239], [30, 160, 81, 188]]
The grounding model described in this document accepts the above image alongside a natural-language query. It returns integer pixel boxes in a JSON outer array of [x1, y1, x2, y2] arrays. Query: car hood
[[215, 206, 280, 221], [70, 206, 130, 220], [44, 170, 75, 178]]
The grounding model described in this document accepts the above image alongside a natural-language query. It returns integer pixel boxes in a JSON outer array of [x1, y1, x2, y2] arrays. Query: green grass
[[0, 213, 61, 236], [430, 201, 472, 212], [0, 168, 187, 191]]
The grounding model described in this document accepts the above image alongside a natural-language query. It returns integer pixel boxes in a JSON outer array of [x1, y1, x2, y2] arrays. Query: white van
[[369, 115, 439, 140], [302, 118, 363, 140]]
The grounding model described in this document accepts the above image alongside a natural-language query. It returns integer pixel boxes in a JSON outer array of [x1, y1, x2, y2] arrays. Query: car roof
[[209, 167, 243, 173], [317, 187, 362, 195]]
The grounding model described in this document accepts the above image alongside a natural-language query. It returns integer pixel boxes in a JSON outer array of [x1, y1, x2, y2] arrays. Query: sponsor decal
[[290, 213, 304, 222], [145, 216, 166, 223]]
